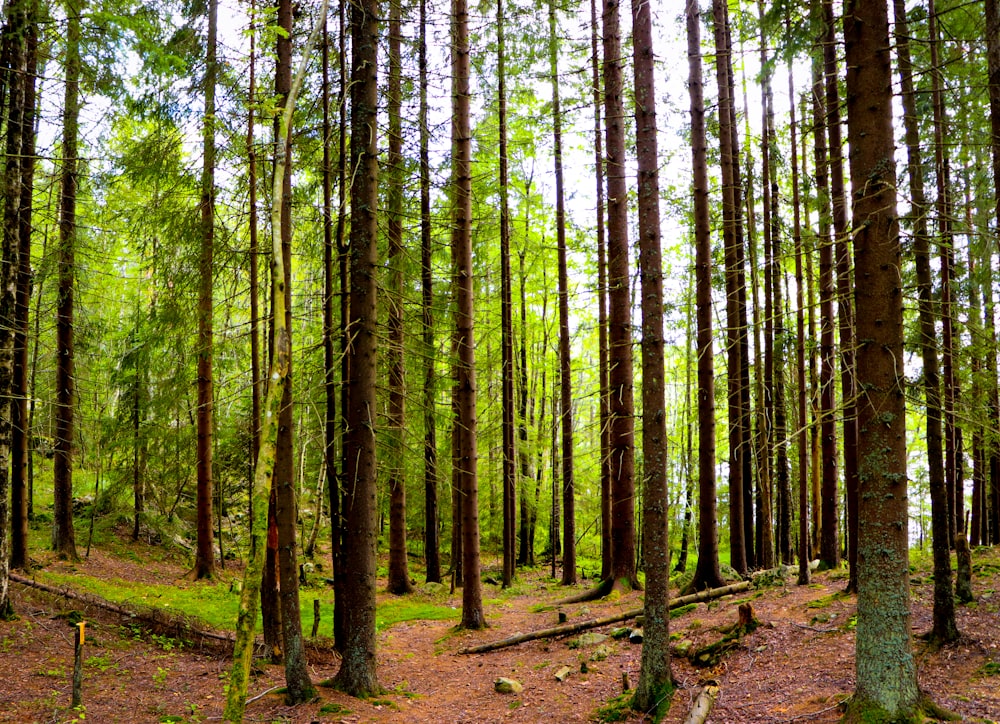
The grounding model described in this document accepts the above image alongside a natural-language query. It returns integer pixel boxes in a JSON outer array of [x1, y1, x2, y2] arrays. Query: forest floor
[[2, 538, 1000, 723]]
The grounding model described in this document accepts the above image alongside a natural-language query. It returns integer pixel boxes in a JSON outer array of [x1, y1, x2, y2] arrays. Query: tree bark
[[632, 0, 672, 708], [843, 0, 919, 716], [683, 0, 724, 595], [193, 0, 218, 581], [385, 0, 412, 597], [603, 0, 637, 588], [452, 0, 485, 630], [53, 0, 82, 562]]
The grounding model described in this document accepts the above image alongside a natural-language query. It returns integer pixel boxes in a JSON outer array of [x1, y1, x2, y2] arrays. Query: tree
[[893, 0, 957, 646], [682, 0, 725, 595], [193, 0, 218, 581], [385, 0, 412, 597], [631, 0, 673, 710], [272, 0, 313, 700], [452, 0, 486, 629], [498, 0, 516, 589], [224, 4, 328, 718], [53, 0, 83, 562], [843, 0, 919, 717], [602, 0, 637, 589], [335, 0, 382, 690], [419, 0, 441, 585], [549, 0, 575, 587]]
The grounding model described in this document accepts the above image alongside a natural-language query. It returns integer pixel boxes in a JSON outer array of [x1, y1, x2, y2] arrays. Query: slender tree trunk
[[893, 0, 957, 644], [589, 0, 611, 583], [193, 0, 218, 581], [603, 0, 637, 588], [787, 30, 809, 586], [53, 0, 82, 562], [823, 0, 858, 589], [452, 0, 485, 629], [224, 7, 327, 717], [498, 0, 516, 589], [10, 7, 35, 572], [517, 249, 533, 567], [711, 0, 746, 575], [843, 0, 919, 716], [549, 0, 575, 587], [809, 29, 838, 571], [272, 0, 313, 701], [632, 0, 673, 707], [683, 0, 725, 595], [419, 0, 440, 585], [673, 272, 695, 574], [334, 0, 380, 692], [385, 0, 412, 597]]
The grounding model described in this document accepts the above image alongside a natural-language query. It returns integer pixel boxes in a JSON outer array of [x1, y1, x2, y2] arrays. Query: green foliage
[[594, 693, 634, 723]]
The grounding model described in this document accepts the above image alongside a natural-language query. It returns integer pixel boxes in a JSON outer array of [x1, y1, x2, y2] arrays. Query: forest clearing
[[1, 532, 999, 723]]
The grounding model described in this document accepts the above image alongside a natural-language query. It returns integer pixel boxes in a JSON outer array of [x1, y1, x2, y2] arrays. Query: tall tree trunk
[[517, 248, 533, 566], [385, 0, 412, 597], [10, 7, 35, 572], [711, 0, 746, 575], [335, 0, 380, 692], [549, 0, 575, 587], [589, 0, 611, 583], [787, 29, 810, 586], [0, 0, 28, 612], [893, 0, 957, 645], [683, 0, 725, 595], [823, 0, 858, 589], [603, 0, 637, 588], [273, 0, 313, 701], [632, 0, 673, 708], [194, 0, 218, 581], [224, 7, 326, 717], [419, 0, 439, 585], [673, 271, 695, 574], [843, 0, 919, 716], [497, 0, 516, 589], [929, 0, 960, 544], [452, 0, 485, 629], [53, 0, 81, 562], [810, 27, 838, 571]]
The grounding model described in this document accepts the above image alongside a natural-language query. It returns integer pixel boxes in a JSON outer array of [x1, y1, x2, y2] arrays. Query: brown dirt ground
[[2, 543, 999, 724]]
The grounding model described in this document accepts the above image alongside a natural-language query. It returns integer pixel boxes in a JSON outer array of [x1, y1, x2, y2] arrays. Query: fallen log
[[10, 572, 235, 647], [683, 682, 720, 724], [457, 580, 750, 654]]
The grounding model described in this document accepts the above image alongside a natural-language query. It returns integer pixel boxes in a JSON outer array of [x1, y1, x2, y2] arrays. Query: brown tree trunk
[[843, 0, 919, 715], [516, 248, 534, 567], [683, 0, 725, 595], [385, 0, 412, 597], [10, 8, 36, 572], [823, 0, 858, 589], [589, 0, 611, 583], [193, 0, 218, 581], [603, 0, 637, 588], [498, 0, 516, 589], [419, 0, 440, 585], [632, 0, 672, 706], [893, 0, 957, 645], [273, 0, 313, 701], [335, 0, 381, 692], [53, 0, 82, 562], [711, 0, 746, 575], [550, 0, 575, 588], [452, 0, 485, 629]]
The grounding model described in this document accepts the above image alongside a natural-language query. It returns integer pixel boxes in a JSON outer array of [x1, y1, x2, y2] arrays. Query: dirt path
[[2, 547, 999, 723]]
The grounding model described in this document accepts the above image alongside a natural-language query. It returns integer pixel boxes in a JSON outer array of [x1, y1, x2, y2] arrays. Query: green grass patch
[[807, 591, 848, 609], [376, 598, 459, 632], [595, 692, 634, 723], [669, 603, 697, 619], [979, 661, 1000, 676]]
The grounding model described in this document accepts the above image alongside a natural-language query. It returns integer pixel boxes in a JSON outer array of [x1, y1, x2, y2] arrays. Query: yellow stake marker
[[77, 621, 85, 646]]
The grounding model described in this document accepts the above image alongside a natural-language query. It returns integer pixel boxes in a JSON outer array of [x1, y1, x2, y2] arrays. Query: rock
[[421, 581, 448, 595], [634, 615, 645, 627], [629, 628, 644, 644], [609, 627, 630, 640], [673, 639, 693, 657], [554, 666, 573, 682], [558, 611, 568, 623], [591, 645, 611, 661], [494, 677, 523, 694], [570, 632, 608, 648]]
